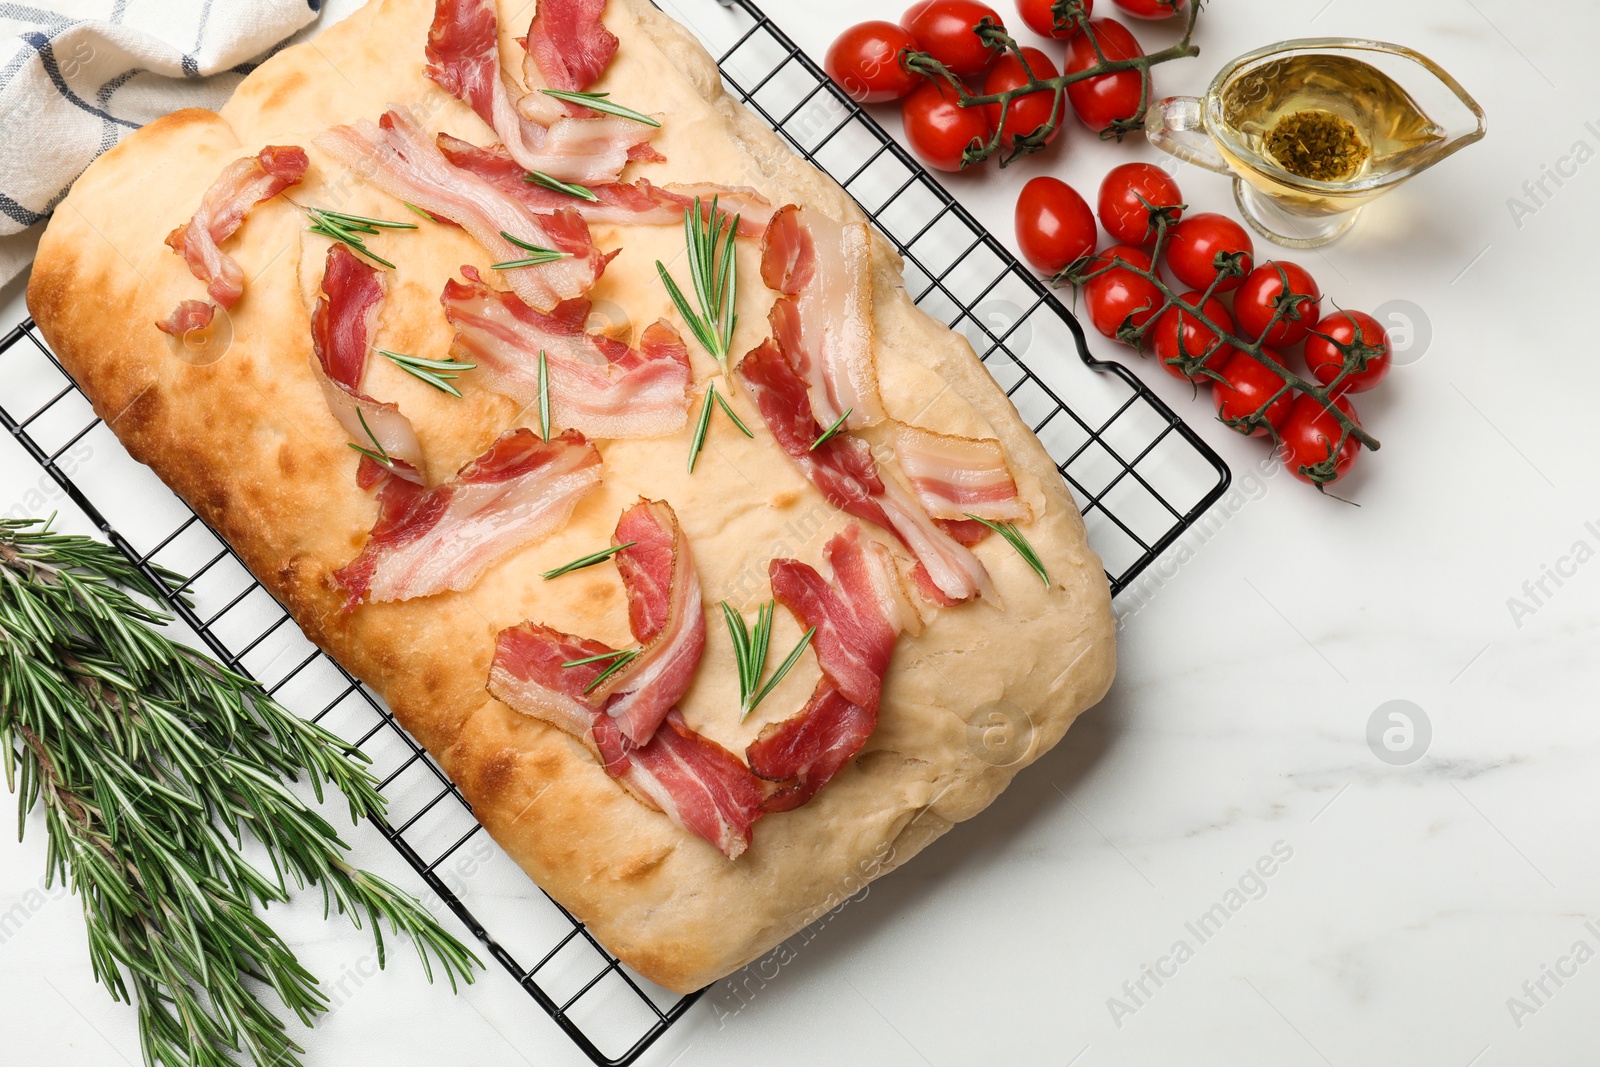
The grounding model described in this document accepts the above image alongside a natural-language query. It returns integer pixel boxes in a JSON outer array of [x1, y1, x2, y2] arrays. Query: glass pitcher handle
[[1145, 97, 1231, 174]]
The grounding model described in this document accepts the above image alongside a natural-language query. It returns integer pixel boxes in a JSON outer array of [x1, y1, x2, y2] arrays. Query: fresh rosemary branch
[[722, 602, 815, 722], [304, 208, 414, 269], [964, 513, 1050, 586], [493, 231, 569, 271], [542, 541, 636, 581], [380, 350, 475, 397], [347, 407, 392, 467], [656, 197, 741, 366], [539, 88, 661, 127], [525, 171, 600, 202], [686, 382, 753, 473], [0, 518, 480, 1067]]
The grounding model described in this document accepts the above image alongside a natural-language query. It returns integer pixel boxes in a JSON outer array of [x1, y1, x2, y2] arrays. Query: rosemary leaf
[[655, 197, 741, 366], [562, 649, 635, 669], [582, 649, 640, 693], [537, 350, 551, 442], [713, 386, 755, 438], [494, 231, 568, 270], [354, 407, 390, 464], [403, 202, 440, 223], [687, 385, 716, 473], [810, 408, 853, 450], [542, 541, 636, 581], [965, 513, 1051, 586], [524, 170, 601, 202], [539, 88, 661, 127]]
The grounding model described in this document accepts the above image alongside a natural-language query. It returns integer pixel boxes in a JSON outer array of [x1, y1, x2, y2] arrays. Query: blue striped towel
[[0, 0, 331, 283]]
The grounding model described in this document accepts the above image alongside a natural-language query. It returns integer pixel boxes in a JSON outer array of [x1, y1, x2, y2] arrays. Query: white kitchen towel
[[0, 0, 326, 284]]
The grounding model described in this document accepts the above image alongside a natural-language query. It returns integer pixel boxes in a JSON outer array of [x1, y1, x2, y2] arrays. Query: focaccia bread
[[26, 0, 1114, 993]]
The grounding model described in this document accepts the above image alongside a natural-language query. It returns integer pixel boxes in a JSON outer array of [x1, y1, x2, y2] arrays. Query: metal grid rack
[[0, 1, 1230, 1064]]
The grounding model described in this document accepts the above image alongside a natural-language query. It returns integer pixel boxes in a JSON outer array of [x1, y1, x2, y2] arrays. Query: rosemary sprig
[[403, 201, 440, 223], [810, 407, 853, 450], [748, 626, 816, 717], [562, 648, 640, 694], [525, 170, 601, 202], [539, 88, 661, 127], [305, 208, 414, 269], [347, 407, 391, 467], [0, 518, 481, 1067], [714, 388, 754, 438], [542, 541, 636, 581], [965, 513, 1050, 586], [686, 381, 753, 473], [656, 197, 740, 366], [492, 231, 569, 271], [722, 601, 773, 721], [380, 350, 475, 398], [537, 350, 551, 442]]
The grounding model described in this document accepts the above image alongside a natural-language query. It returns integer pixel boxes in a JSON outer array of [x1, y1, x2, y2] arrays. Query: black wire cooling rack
[[0, 1, 1229, 1063]]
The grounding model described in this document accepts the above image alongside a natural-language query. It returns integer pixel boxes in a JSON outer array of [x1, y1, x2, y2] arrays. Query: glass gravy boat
[[1146, 38, 1487, 247]]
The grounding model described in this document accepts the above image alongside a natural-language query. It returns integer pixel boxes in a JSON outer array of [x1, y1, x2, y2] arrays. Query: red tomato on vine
[[825, 22, 920, 103], [1063, 18, 1147, 133], [1280, 393, 1362, 487], [1163, 212, 1254, 293], [1083, 244, 1162, 339], [900, 79, 993, 171], [1234, 261, 1321, 347], [1015, 177, 1096, 275], [902, 0, 1005, 77], [1303, 310, 1392, 394], [982, 47, 1062, 150], [1212, 350, 1293, 436], [1097, 162, 1183, 246], [1017, 0, 1093, 38]]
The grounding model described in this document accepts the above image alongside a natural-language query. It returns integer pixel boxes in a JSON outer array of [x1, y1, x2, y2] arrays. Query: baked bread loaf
[[26, 0, 1115, 992]]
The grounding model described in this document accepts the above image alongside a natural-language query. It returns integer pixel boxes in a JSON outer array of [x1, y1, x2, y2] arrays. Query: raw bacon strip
[[489, 623, 617, 738], [308, 245, 426, 482], [747, 681, 872, 814], [165, 145, 308, 309], [587, 500, 706, 744], [333, 428, 601, 607], [315, 109, 608, 312], [738, 339, 993, 603], [760, 205, 884, 430], [893, 425, 1028, 522], [441, 265, 691, 439], [592, 711, 764, 859], [425, 0, 656, 182], [525, 0, 617, 94], [767, 526, 910, 713], [437, 134, 771, 235], [155, 300, 215, 337], [749, 527, 914, 811]]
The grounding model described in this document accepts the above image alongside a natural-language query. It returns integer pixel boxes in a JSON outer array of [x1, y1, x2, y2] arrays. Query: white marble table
[[3, 0, 1597, 1064]]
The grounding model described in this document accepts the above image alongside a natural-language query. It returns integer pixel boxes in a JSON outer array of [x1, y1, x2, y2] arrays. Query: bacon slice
[[441, 265, 691, 439], [315, 109, 608, 312], [155, 300, 216, 337], [760, 205, 884, 431], [586, 500, 706, 744], [892, 425, 1028, 522], [333, 428, 601, 607], [593, 711, 764, 859], [308, 245, 426, 482], [489, 623, 616, 738], [525, 0, 617, 94], [748, 527, 913, 811], [424, 0, 656, 183], [436, 134, 770, 235], [165, 145, 308, 309], [738, 339, 994, 603]]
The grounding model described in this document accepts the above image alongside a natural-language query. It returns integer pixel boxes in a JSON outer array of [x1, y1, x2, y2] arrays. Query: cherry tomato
[[1212, 350, 1293, 436], [1233, 261, 1321, 347], [982, 47, 1062, 150], [1084, 244, 1162, 340], [1150, 291, 1234, 381], [1015, 177, 1096, 276], [1163, 212, 1254, 293], [825, 22, 921, 103], [1303, 310, 1392, 394], [1097, 162, 1183, 246], [1063, 18, 1147, 133], [902, 0, 1004, 78], [1280, 393, 1361, 487], [1017, 0, 1093, 39], [1111, 0, 1185, 19], [901, 79, 993, 171]]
